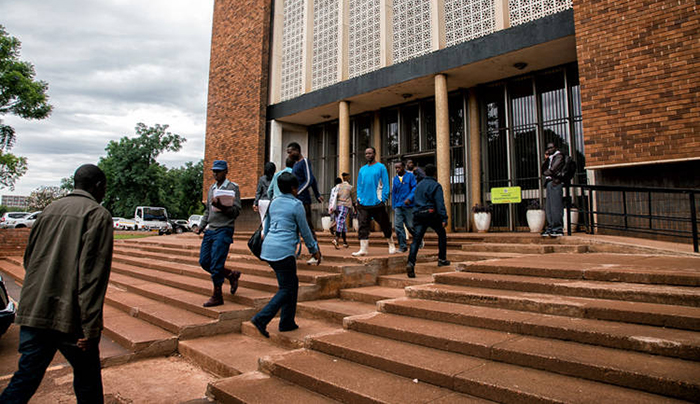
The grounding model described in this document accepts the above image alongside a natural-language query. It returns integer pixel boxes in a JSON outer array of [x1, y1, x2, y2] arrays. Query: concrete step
[[297, 298, 377, 325], [339, 285, 407, 304], [378, 297, 700, 360], [461, 243, 588, 254], [208, 371, 342, 404], [435, 271, 700, 307], [102, 305, 177, 357], [259, 349, 493, 404], [457, 254, 700, 286], [110, 261, 275, 307], [0, 258, 25, 284], [179, 333, 290, 378], [378, 273, 434, 288], [343, 312, 700, 401], [307, 330, 683, 404], [108, 272, 255, 321], [105, 285, 239, 339], [405, 283, 700, 331], [241, 317, 340, 350]]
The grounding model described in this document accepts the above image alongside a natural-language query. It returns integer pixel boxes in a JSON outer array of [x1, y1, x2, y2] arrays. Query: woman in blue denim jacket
[[250, 172, 321, 337]]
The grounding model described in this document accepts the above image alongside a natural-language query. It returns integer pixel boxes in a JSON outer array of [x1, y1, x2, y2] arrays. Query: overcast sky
[[1, 0, 214, 196]]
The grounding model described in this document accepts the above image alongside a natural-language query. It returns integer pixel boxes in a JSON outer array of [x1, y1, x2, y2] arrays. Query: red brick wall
[[574, 0, 700, 168], [0, 229, 29, 257], [204, 0, 272, 199]]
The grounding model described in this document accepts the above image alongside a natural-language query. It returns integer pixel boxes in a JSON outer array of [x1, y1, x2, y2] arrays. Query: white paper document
[[212, 189, 236, 211]]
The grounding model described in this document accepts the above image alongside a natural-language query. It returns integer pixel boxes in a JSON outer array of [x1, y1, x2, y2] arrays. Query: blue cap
[[212, 160, 228, 171]]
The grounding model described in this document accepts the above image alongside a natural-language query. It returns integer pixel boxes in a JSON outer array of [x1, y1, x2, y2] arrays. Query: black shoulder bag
[[247, 208, 269, 260]]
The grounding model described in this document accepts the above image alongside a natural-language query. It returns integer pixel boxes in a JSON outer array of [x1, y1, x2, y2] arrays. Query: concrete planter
[[321, 216, 332, 231], [473, 212, 491, 233], [526, 209, 546, 233], [564, 208, 580, 232]]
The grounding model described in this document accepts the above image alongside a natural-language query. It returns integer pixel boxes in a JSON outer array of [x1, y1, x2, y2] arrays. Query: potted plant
[[471, 203, 492, 233], [526, 200, 546, 233]]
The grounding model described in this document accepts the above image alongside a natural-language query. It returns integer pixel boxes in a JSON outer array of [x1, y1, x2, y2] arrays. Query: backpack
[[558, 156, 577, 183]]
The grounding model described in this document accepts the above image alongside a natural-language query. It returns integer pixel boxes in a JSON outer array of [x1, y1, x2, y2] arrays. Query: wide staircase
[[0, 231, 698, 403]]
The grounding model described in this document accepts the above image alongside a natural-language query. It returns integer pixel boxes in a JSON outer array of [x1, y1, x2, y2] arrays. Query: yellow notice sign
[[490, 186, 522, 204]]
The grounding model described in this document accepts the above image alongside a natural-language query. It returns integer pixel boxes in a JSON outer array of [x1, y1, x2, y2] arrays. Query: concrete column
[[431, 0, 446, 51], [435, 74, 452, 232], [494, 0, 511, 31], [269, 0, 285, 104], [338, 0, 349, 82], [373, 111, 382, 156], [270, 120, 284, 169], [302, 1, 314, 93], [468, 88, 482, 231], [380, 0, 393, 67], [338, 101, 351, 175]]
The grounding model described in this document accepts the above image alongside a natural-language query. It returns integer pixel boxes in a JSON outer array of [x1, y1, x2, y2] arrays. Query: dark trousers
[[251, 256, 299, 331], [199, 227, 234, 286], [357, 203, 392, 239], [303, 203, 317, 240], [545, 181, 564, 233], [408, 213, 447, 265], [0, 326, 103, 404]]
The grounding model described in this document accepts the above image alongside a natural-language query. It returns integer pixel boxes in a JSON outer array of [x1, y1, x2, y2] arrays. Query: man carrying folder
[[197, 160, 242, 307]]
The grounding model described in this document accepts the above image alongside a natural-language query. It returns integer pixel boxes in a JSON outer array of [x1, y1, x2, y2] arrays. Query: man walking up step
[[197, 160, 242, 307], [406, 164, 450, 278], [1, 164, 112, 404], [353, 147, 397, 256], [392, 161, 417, 253]]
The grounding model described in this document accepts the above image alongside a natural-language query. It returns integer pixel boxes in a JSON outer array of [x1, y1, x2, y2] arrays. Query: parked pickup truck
[[134, 206, 171, 233]]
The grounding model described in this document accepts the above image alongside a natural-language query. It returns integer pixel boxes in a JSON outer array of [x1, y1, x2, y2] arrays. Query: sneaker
[[399, 247, 408, 253], [549, 231, 564, 237], [331, 239, 340, 249], [405, 262, 416, 278], [540, 230, 551, 237], [420, 240, 425, 249], [250, 317, 269, 338], [437, 259, 451, 267], [307, 257, 319, 265], [279, 323, 299, 332], [343, 243, 349, 249]]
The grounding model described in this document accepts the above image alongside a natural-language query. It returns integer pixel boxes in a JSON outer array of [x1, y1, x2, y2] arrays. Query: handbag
[[247, 210, 268, 260]]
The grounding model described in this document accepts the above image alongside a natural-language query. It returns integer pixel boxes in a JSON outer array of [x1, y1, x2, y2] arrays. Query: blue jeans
[[394, 206, 415, 249], [0, 326, 103, 404], [252, 256, 298, 331], [545, 181, 564, 233], [408, 212, 447, 265], [199, 227, 234, 286]]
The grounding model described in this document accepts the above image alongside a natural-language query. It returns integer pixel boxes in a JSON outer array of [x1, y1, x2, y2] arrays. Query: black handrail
[[565, 184, 699, 253]]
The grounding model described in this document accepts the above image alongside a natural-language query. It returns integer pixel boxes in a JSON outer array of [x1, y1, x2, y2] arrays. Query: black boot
[[226, 270, 241, 295], [405, 262, 416, 278], [203, 285, 224, 307]]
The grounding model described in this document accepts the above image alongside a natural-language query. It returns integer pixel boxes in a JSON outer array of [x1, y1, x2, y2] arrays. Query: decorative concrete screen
[[392, 0, 433, 64], [281, 0, 305, 101], [509, 0, 572, 26], [445, 0, 496, 47], [312, 0, 339, 91], [349, 0, 382, 79]]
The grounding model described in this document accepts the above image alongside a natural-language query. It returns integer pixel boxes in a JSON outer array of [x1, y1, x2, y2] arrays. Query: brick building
[[1, 195, 28, 210], [203, 0, 699, 232]]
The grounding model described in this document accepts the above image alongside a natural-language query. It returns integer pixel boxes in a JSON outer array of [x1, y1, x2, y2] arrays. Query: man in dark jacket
[[541, 142, 565, 237], [1, 164, 112, 404], [405, 164, 450, 278], [287, 142, 323, 263]]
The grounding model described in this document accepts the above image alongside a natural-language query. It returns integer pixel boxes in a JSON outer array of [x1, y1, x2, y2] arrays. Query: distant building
[[203, 0, 699, 232], [2, 195, 28, 210]]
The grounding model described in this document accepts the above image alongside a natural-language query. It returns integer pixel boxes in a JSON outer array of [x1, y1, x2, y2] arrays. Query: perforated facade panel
[[348, 0, 382, 78], [312, 0, 339, 90], [392, 0, 433, 64], [280, 0, 305, 101], [509, 0, 572, 26], [445, 0, 496, 47]]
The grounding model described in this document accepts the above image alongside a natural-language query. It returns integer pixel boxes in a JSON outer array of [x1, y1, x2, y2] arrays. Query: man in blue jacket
[[406, 164, 450, 278], [392, 161, 416, 252], [352, 147, 397, 256]]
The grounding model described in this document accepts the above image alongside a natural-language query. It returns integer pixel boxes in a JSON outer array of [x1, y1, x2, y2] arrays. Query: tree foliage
[[163, 160, 205, 219], [27, 185, 67, 211], [99, 123, 185, 217], [0, 25, 52, 190]]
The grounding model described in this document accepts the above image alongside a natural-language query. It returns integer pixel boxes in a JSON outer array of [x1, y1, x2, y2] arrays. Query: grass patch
[[114, 233, 157, 240]]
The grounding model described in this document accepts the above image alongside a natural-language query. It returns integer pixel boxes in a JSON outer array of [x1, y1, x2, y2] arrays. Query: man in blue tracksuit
[[406, 164, 450, 278], [392, 161, 416, 252], [287, 142, 323, 264], [352, 147, 397, 256]]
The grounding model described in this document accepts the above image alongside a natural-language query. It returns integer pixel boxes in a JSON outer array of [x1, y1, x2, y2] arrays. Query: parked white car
[[188, 215, 203, 232], [0, 212, 30, 229], [5, 211, 41, 229]]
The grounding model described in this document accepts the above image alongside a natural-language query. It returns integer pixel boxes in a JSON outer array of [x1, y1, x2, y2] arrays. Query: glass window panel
[[403, 105, 420, 153], [383, 109, 399, 157], [423, 101, 436, 150], [449, 94, 465, 147]]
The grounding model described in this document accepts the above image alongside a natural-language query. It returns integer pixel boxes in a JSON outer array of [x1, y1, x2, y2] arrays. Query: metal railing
[[564, 184, 699, 253]]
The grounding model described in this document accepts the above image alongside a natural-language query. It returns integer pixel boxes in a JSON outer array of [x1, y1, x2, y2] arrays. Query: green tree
[[0, 25, 52, 189], [27, 185, 67, 211], [99, 123, 184, 217], [163, 160, 204, 218], [59, 175, 74, 192]]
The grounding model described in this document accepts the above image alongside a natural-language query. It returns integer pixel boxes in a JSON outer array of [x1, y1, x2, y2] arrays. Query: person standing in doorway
[[287, 142, 324, 264], [406, 159, 426, 183], [406, 164, 450, 278], [197, 160, 242, 307], [329, 173, 356, 249], [541, 142, 565, 237], [1, 164, 112, 404], [353, 147, 397, 256], [254, 161, 276, 225], [268, 157, 295, 200], [392, 161, 417, 253]]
